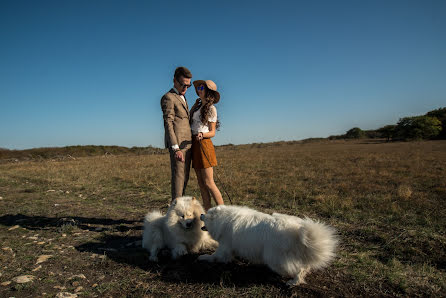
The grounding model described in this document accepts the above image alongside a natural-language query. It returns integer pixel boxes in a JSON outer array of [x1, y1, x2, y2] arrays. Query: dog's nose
[[200, 214, 204, 221], [186, 222, 192, 228]]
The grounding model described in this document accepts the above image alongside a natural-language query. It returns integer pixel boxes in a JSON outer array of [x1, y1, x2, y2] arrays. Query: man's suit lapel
[[170, 88, 190, 117]]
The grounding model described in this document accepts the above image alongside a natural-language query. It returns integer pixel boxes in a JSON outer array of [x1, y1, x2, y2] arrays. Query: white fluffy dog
[[198, 205, 338, 286], [142, 196, 217, 261]]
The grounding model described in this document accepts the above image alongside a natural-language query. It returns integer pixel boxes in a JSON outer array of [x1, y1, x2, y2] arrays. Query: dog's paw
[[171, 246, 187, 259], [286, 277, 305, 287], [149, 255, 159, 262], [198, 254, 214, 262]]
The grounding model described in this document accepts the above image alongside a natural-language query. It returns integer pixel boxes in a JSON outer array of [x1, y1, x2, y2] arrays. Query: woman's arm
[[198, 122, 216, 140]]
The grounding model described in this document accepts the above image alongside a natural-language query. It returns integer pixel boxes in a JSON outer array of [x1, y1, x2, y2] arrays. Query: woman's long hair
[[200, 89, 220, 130]]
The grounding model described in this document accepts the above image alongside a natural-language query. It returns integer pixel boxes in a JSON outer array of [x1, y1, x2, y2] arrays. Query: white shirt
[[172, 87, 186, 104], [191, 105, 217, 135]]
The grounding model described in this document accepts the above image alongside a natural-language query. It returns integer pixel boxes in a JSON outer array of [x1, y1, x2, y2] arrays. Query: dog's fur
[[142, 196, 217, 261], [198, 205, 338, 286]]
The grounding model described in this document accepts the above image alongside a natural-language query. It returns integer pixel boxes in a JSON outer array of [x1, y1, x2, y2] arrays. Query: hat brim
[[193, 80, 220, 103]]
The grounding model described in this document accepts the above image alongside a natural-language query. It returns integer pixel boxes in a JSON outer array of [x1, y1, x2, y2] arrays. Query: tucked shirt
[[191, 105, 217, 135]]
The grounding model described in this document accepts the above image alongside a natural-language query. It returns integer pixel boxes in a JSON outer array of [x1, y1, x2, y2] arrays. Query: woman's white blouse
[[191, 105, 217, 135]]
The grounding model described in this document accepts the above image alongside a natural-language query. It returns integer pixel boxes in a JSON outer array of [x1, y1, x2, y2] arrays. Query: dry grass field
[[0, 139, 445, 297]]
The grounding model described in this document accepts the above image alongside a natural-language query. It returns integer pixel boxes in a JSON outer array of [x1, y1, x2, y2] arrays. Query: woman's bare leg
[[201, 167, 224, 206], [194, 168, 212, 210]]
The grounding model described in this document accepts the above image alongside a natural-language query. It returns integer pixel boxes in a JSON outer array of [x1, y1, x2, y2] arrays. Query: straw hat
[[193, 80, 220, 103]]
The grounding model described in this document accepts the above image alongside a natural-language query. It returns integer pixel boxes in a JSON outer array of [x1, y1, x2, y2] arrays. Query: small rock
[[1, 281, 11, 286], [8, 225, 20, 231], [74, 286, 84, 293], [56, 292, 77, 298], [2, 247, 13, 253], [72, 281, 80, 287], [13, 275, 35, 283], [62, 234, 67, 237], [0, 196, 3, 200], [54, 204, 60, 207], [69, 274, 86, 280], [66, 191, 70, 194], [36, 255, 53, 264], [92, 283, 98, 288]]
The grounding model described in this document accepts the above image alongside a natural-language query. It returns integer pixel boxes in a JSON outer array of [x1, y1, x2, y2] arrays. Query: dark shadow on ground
[[0, 213, 346, 296], [75, 234, 345, 297], [0, 213, 142, 232]]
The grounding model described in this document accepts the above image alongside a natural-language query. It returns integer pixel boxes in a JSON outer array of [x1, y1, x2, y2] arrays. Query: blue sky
[[1, 0, 445, 150]]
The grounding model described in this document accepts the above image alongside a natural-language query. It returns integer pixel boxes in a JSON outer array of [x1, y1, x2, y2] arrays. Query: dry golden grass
[[0, 139, 445, 296]]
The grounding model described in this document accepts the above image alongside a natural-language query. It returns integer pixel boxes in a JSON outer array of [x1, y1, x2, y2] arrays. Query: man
[[161, 66, 193, 201]]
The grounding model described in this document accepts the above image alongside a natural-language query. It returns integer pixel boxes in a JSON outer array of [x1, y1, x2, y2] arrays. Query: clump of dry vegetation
[[0, 140, 445, 297]]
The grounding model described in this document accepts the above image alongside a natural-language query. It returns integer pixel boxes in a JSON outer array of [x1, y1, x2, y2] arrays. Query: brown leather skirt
[[192, 137, 217, 169]]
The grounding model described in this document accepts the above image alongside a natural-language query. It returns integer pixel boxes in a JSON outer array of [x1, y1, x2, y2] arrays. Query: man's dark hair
[[174, 66, 192, 80]]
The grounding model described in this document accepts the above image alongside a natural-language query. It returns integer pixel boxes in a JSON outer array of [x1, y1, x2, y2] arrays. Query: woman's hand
[[196, 132, 204, 141]]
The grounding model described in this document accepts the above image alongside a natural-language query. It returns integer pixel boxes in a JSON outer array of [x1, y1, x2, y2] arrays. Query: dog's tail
[[142, 210, 164, 249], [144, 210, 163, 224], [297, 218, 338, 269]]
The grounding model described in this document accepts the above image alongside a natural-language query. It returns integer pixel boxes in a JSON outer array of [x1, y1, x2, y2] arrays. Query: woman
[[190, 79, 224, 211]]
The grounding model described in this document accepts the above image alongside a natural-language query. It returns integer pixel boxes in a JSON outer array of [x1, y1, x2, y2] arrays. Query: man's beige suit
[[161, 88, 192, 200]]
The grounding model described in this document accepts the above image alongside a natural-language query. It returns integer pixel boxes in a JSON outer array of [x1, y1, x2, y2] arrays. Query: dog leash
[[198, 139, 233, 205]]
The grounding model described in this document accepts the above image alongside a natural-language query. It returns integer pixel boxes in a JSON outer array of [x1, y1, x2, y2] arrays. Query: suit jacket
[[161, 88, 192, 150]]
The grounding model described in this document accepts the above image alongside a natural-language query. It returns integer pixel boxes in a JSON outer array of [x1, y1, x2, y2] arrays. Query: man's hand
[[175, 150, 185, 162]]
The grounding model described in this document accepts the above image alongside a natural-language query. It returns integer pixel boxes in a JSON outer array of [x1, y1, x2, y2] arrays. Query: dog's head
[[200, 205, 223, 235], [169, 196, 203, 230]]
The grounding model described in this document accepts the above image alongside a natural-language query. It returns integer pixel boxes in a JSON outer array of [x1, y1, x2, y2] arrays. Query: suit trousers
[[169, 147, 192, 201]]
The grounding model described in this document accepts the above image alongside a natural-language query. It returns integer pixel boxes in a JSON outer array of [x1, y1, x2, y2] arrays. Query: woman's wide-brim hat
[[193, 80, 220, 103]]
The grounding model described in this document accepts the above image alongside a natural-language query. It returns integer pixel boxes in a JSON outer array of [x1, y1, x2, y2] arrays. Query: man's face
[[173, 76, 192, 96]]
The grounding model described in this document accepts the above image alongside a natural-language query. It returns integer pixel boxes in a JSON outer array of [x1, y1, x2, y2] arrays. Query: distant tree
[[346, 127, 365, 139], [395, 116, 442, 140], [364, 130, 380, 138], [426, 107, 446, 139], [377, 125, 396, 141]]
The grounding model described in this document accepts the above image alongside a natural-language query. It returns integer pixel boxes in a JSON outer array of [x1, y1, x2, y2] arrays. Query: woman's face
[[197, 84, 206, 101]]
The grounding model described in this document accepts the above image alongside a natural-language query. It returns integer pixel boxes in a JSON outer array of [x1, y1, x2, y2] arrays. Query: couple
[[160, 66, 224, 210]]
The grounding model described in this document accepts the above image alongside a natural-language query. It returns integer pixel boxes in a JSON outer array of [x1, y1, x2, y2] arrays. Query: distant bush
[[377, 125, 396, 141], [327, 107, 445, 141], [345, 127, 366, 139], [394, 116, 442, 140], [0, 145, 167, 161], [426, 107, 446, 139]]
